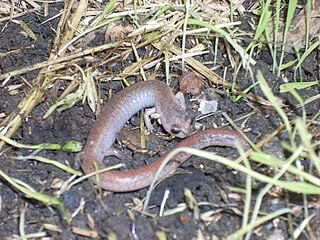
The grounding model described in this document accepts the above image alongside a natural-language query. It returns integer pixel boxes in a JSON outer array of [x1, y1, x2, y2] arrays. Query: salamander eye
[[170, 126, 182, 135]]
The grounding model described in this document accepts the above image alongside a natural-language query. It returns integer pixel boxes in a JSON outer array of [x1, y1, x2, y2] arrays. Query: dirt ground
[[0, 1, 320, 240]]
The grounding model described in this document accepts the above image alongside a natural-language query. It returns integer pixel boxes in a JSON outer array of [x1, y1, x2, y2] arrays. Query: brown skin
[[84, 129, 249, 192], [81, 80, 249, 192]]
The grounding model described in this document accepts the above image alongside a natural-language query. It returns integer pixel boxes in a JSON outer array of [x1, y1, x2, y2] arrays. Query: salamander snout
[[169, 116, 192, 138], [170, 125, 183, 135]]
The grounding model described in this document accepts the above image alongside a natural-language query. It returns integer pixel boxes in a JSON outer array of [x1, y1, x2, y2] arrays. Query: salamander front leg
[[144, 107, 158, 132]]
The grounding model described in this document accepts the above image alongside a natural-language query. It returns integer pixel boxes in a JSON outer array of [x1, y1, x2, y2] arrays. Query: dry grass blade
[[0, 0, 319, 238], [151, 36, 225, 86], [276, 0, 320, 52], [0, 0, 270, 150], [169, 43, 225, 86], [0, 42, 122, 81], [0, 0, 122, 149]]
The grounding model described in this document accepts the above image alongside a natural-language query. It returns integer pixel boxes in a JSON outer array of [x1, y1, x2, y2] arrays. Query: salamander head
[[155, 87, 193, 138], [162, 114, 192, 138]]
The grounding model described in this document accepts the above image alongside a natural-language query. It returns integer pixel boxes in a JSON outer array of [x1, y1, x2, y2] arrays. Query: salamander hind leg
[[103, 148, 128, 160]]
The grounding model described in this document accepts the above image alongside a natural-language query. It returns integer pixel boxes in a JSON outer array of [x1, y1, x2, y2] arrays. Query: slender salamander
[[81, 80, 248, 192]]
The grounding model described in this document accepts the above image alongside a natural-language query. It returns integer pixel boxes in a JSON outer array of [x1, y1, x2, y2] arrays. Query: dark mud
[[0, 3, 319, 240]]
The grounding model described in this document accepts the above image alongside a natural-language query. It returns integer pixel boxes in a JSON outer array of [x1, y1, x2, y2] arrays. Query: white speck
[[198, 100, 218, 114]]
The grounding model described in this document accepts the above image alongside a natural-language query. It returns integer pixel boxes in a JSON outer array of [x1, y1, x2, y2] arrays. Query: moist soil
[[0, 3, 320, 240]]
